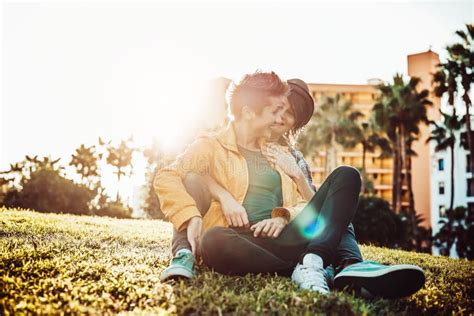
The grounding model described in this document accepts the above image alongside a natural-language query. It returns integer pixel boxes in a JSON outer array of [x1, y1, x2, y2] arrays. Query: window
[[461, 131, 474, 150], [438, 159, 444, 171], [468, 178, 474, 196], [439, 205, 446, 218], [439, 182, 445, 195], [468, 203, 474, 214], [467, 154, 471, 173]]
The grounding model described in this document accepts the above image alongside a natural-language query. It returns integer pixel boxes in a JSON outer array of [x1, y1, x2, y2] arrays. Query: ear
[[241, 105, 255, 120]]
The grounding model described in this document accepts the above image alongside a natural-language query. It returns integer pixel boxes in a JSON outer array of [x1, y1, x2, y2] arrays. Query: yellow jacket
[[153, 123, 307, 233]]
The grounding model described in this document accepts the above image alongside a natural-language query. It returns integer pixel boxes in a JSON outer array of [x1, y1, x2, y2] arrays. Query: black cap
[[287, 79, 314, 129]]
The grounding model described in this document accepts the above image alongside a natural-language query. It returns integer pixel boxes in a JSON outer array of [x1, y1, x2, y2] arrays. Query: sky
[[1, 0, 472, 210]]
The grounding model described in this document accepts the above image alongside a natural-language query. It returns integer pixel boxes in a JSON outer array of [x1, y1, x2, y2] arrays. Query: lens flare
[[293, 205, 326, 240]]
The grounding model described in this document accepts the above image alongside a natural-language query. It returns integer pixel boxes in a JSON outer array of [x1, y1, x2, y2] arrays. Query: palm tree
[[70, 144, 101, 189], [298, 94, 363, 177], [433, 23, 474, 171], [357, 120, 392, 173], [105, 137, 136, 203], [373, 74, 432, 213], [426, 109, 464, 212], [352, 120, 392, 194], [373, 74, 433, 252]]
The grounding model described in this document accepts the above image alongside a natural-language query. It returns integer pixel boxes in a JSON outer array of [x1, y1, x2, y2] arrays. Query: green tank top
[[238, 145, 283, 224]]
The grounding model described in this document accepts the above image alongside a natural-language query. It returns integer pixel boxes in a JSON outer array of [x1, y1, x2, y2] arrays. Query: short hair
[[226, 71, 289, 120]]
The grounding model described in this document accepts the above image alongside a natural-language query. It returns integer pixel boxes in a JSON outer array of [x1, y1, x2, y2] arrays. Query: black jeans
[[199, 166, 363, 276]]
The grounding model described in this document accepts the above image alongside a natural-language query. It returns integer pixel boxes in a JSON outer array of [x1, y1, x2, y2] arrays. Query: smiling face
[[269, 97, 295, 141], [245, 95, 287, 139]]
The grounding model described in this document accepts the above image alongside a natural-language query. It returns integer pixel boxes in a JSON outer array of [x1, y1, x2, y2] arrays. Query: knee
[[335, 166, 362, 189], [200, 227, 228, 266], [201, 227, 226, 249]]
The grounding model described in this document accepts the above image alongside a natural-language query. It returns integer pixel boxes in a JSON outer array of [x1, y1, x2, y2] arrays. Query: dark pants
[[199, 166, 363, 276], [173, 166, 363, 275], [171, 174, 212, 256]]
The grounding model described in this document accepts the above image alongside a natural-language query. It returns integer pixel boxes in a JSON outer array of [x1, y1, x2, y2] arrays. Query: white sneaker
[[291, 253, 329, 294]]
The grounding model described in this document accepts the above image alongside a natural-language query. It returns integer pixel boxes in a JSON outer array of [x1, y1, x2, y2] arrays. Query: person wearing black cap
[[261, 78, 318, 201]]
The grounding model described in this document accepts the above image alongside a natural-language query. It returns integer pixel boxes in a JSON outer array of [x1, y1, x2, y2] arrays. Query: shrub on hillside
[[433, 206, 474, 259], [352, 196, 404, 248], [95, 200, 133, 219], [2, 169, 94, 215]]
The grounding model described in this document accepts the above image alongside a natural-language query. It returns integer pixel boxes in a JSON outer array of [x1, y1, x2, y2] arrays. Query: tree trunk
[[397, 129, 403, 213], [393, 126, 403, 213], [401, 125, 419, 251], [327, 133, 338, 175], [465, 103, 474, 173], [400, 125, 408, 210], [362, 142, 367, 172], [406, 155, 415, 215], [392, 138, 399, 211], [405, 148, 420, 251], [361, 142, 367, 194], [449, 144, 455, 212], [116, 170, 121, 202]]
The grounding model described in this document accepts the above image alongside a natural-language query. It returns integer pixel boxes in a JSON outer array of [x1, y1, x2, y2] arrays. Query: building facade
[[307, 50, 441, 227], [430, 118, 474, 241], [306, 82, 396, 204]]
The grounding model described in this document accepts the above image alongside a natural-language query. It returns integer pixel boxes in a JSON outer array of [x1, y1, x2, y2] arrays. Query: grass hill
[[0, 208, 472, 315]]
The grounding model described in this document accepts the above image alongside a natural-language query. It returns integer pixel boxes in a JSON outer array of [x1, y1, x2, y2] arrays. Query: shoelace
[[173, 253, 194, 267], [299, 266, 329, 292]]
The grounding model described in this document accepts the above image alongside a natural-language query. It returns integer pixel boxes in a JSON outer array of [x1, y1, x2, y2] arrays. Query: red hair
[[226, 71, 289, 120]]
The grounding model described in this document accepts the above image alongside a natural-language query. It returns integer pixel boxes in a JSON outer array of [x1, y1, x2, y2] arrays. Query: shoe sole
[[334, 264, 425, 299], [160, 266, 194, 282]]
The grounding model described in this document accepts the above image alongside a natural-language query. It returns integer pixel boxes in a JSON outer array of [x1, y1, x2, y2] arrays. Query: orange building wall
[[407, 50, 441, 228]]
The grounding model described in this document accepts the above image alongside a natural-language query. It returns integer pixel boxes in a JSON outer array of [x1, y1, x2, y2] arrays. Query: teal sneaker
[[334, 261, 425, 299], [160, 249, 195, 282], [324, 265, 335, 289]]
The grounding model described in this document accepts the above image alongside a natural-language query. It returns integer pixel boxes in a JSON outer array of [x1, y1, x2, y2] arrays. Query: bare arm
[[199, 174, 250, 227], [291, 172, 316, 201], [262, 144, 315, 201]]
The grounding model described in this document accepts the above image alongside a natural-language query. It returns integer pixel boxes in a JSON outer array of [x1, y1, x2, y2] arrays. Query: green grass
[[0, 208, 472, 315]]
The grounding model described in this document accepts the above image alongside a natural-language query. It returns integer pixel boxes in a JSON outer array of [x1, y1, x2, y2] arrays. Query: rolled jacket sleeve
[[271, 200, 307, 223], [153, 137, 214, 232]]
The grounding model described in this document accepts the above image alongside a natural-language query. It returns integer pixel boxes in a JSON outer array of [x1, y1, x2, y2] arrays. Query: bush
[[2, 169, 94, 215], [353, 196, 404, 248], [433, 206, 474, 259], [95, 200, 132, 219]]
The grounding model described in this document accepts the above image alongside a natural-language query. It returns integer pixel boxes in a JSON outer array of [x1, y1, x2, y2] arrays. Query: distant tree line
[[0, 137, 171, 219]]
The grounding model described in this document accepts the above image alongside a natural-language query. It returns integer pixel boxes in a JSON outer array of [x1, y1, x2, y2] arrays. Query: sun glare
[[149, 78, 210, 152]]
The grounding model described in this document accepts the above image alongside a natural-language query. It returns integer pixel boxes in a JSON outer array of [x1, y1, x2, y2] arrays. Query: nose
[[275, 110, 284, 125]]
